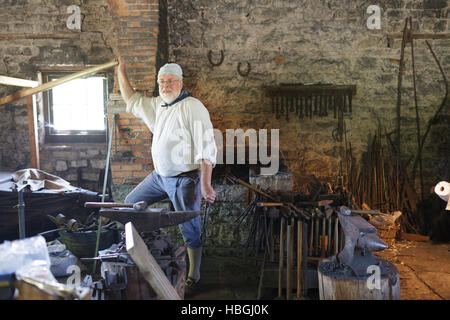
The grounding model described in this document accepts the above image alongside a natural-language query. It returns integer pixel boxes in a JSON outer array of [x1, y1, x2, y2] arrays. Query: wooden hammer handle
[[84, 202, 133, 208]]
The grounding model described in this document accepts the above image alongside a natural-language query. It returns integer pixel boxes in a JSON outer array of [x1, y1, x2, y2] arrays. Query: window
[[42, 71, 107, 143]]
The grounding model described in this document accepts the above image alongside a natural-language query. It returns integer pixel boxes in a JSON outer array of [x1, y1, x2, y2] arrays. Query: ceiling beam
[[387, 33, 450, 40], [0, 33, 80, 40], [0, 76, 38, 88]]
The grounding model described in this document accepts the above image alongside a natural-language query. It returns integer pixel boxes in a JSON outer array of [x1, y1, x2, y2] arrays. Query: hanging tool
[[263, 84, 356, 121]]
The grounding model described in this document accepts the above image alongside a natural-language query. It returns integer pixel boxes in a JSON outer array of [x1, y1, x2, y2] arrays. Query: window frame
[[41, 69, 108, 143]]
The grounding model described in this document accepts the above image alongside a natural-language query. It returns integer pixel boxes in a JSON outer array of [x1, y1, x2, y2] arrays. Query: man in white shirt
[[117, 57, 217, 296]]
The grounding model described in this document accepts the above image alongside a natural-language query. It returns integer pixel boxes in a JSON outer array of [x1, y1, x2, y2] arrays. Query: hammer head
[[132, 201, 148, 211]]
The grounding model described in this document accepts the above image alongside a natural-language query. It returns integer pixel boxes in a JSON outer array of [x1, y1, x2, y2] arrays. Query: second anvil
[[99, 207, 200, 232]]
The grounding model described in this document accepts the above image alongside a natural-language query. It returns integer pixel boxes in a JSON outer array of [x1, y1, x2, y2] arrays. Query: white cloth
[[158, 63, 183, 80], [126, 92, 217, 177]]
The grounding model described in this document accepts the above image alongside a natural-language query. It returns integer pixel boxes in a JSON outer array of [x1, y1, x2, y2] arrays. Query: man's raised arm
[[117, 56, 135, 104]]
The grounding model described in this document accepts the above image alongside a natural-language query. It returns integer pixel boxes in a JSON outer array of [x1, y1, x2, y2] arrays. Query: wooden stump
[[318, 258, 401, 300]]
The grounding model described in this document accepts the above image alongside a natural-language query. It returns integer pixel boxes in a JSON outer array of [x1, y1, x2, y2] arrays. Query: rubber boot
[[187, 247, 202, 282]]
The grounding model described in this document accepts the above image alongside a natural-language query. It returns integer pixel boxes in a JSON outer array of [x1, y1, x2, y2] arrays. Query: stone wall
[[0, 0, 162, 192], [166, 0, 450, 192], [0, 0, 116, 191], [0, 0, 449, 249]]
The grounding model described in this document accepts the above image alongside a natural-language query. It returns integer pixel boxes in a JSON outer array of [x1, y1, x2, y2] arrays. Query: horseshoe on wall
[[207, 50, 224, 67], [237, 62, 251, 77]]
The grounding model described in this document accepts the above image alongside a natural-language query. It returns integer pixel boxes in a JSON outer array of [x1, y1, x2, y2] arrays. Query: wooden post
[[125, 222, 180, 300], [321, 216, 326, 257], [296, 220, 302, 298], [314, 215, 319, 256], [334, 216, 339, 255], [327, 216, 332, 256], [26, 95, 39, 169], [286, 217, 294, 300], [387, 33, 450, 40], [278, 217, 285, 298], [308, 216, 314, 256]]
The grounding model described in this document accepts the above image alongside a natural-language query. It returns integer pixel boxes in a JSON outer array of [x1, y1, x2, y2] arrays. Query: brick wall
[[106, 0, 162, 185], [107, 109, 153, 185], [107, 0, 160, 92]]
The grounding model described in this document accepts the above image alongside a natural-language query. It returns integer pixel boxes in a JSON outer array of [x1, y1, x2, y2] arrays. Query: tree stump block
[[318, 258, 401, 300]]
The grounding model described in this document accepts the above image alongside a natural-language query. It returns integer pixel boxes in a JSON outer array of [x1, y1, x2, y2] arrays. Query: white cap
[[158, 63, 183, 80]]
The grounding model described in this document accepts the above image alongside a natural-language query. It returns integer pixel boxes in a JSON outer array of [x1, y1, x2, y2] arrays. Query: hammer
[[84, 201, 149, 211]]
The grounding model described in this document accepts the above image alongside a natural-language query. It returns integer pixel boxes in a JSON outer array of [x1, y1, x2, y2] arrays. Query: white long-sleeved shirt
[[126, 92, 217, 177]]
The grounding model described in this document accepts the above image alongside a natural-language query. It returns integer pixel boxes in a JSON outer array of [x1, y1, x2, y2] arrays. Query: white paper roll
[[435, 181, 450, 201], [434, 181, 450, 211]]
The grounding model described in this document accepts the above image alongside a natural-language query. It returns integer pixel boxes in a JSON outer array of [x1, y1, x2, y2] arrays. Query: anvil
[[337, 206, 388, 276], [99, 207, 200, 233]]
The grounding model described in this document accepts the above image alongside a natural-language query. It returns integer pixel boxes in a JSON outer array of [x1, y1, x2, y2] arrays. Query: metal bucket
[[59, 229, 117, 258]]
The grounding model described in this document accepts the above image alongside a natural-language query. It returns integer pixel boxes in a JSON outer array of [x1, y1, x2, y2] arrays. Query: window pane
[[51, 77, 105, 131]]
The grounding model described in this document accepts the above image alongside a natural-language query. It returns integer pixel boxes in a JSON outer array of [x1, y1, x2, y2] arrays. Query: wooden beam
[[27, 95, 40, 169], [0, 33, 80, 40], [0, 76, 38, 88], [399, 232, 430, 242], [0, 60, 118, 106], [388, 33, 450, 40], [263, 84, 357, 96], [296, 220, 303, 299], [125, 222, 181, 300]]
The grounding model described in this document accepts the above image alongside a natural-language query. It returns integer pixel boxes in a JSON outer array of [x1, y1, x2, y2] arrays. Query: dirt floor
[[374, 239, 450, 300], [188, 240, 449, 300]]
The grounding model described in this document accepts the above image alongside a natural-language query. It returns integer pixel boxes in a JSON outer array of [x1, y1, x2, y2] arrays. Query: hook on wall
[[207, 50, 224, 67], [237, 62, 251, 77]]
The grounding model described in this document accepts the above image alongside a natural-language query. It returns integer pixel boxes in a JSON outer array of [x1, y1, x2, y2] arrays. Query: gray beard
[[160, 92, 178, 104]]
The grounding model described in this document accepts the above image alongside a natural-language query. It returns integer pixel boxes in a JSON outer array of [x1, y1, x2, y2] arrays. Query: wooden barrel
[[318, 258, 401, 300]]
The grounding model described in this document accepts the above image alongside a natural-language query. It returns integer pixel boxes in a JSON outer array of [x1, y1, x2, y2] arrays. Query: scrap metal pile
[[81, 229, 187, 300], [40, 201, 201, 300]]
